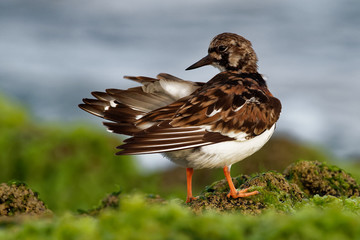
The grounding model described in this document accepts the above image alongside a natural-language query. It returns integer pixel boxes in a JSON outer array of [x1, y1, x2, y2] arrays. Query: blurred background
[[0, 0, 359, 213]]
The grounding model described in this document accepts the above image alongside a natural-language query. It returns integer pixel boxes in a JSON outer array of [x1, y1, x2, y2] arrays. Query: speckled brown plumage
[[79, 32, 282, 202]]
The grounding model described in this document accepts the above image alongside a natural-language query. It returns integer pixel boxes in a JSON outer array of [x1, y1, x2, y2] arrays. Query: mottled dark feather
[[136, 71, 281, 141], [79, 33, 282, 156], [79, 74, 204, 138]]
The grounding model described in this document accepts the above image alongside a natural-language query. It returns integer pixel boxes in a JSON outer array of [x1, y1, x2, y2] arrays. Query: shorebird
[[79, 33, 282, 203]]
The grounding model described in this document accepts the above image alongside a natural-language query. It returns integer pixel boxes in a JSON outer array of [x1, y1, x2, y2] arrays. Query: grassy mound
[[284, 160, 360, 197], [0, 94, 138, 213], [0, 183, 50, 217], [0, 193, 360, 240], [188, 161, 359, 213], [0, 159, 359, 239], [73, 160, 359, 216], [3, 160, 357, 217], [190, 172, 303, 214]]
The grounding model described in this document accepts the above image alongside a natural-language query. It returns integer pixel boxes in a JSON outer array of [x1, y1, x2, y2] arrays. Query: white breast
[[164, 124, 276, 169]]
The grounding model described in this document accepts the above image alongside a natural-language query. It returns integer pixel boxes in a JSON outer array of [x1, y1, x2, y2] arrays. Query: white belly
[[163, 124, 275, 169]]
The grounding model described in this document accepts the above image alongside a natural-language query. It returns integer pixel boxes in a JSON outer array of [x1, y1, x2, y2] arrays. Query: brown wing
[[79, 73, 203, 136], [117, 72, 281, 155], [171, 72, 281, 139], [117, 121, 233, 155]]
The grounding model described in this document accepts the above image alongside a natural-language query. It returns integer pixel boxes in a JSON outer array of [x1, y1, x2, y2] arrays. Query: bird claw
[[186, 196, 199, 203], [227, 187, 259, 199]]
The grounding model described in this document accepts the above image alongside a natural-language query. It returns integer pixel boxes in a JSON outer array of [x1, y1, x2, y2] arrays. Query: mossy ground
[[182, 160, 359, 215], [1, 160, 359, 216], [284, 160, 360, 197], [58, 160, 360, 217], [189, 171, 303, 214], [1, 193, 360, 240], [1, 158, 360, 239], [0, 182, 50, 217]]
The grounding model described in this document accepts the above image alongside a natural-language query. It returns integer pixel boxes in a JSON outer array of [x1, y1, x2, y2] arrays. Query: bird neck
[[230, 51, 258, 74], [238, 64, 258, 74]]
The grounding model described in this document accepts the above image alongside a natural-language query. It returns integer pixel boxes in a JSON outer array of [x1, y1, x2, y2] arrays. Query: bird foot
[[227, 187, 259, 199], [186, 196, 199, 203]]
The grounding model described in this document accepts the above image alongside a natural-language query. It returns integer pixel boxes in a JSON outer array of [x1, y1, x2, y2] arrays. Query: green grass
[[1, 194, 360, 240], [0, 94, 139, 213]]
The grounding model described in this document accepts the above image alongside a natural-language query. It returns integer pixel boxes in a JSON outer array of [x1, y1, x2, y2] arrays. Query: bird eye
[[218, 45, 228, 52]]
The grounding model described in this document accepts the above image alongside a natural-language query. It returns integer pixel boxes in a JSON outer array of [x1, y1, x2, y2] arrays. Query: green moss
[[188, 161, 360, 215], [0, 95, 141, 213], [189, 171, 304, 214], [0, 162, 360, 239], [1, 194, 360, 240], [0, 183, 50, 217], [78, 190, 122, 216], [0, 95, 29, 128], [284, 161, 360, 197]]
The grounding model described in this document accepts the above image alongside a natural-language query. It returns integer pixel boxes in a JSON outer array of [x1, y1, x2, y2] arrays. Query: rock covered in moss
[[80, 191, 121, 216], [189, 161, 360, 213], [80, 161, 360, 215], [189, 172, 304, 214], [0, 183, 50, 216], [81, 191, 166, 216], [190, 192, 266, 214], [241, 172, 304, 202], [204, 175, 251, 193], [284, 161, 360, 197]]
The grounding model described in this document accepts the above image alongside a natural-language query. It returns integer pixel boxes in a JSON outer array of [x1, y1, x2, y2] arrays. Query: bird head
[[186, 32, 258, 73]]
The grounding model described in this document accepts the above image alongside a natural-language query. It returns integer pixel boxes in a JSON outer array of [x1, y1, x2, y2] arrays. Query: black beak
[[185, 54, 213, 70]]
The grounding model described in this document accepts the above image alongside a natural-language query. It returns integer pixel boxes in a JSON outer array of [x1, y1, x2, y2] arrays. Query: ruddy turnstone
[[79, 33, 281, 203]]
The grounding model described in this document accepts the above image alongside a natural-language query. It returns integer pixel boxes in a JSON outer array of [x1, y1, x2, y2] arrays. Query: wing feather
[[79, 74, 203, 137], [135, 72, 281, 142], [115, 121, 233, 155], [80, 72, 281, 155]]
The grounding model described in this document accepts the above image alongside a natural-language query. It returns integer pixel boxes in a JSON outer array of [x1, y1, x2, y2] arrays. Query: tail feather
[[79, 74, 202, 137], [91, 91, 114, 101], [103, 122, 140, 136], [79, 103, 106, 118]]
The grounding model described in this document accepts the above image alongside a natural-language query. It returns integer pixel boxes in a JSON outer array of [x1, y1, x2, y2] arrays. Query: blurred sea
[[1, 0, 359, 166]]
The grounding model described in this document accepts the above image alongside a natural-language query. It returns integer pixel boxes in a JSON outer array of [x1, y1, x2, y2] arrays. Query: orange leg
[[223, 166, 259, 199], [186, 168, 198, 203]]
